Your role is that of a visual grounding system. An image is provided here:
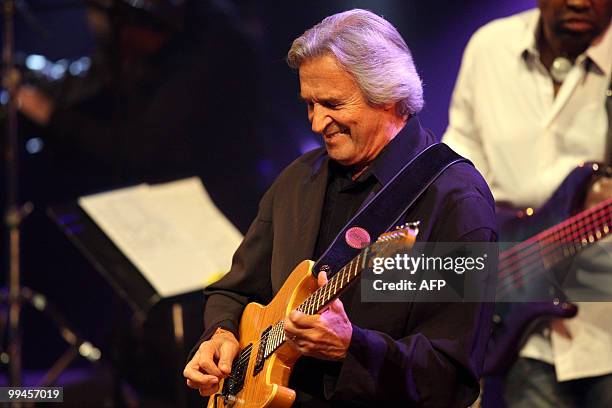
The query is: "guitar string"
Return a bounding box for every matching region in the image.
[227,237,398,370]
[497,219,608,292]
[230,253,366,369]
[497,208,610,295]
[499,198,611,258]
[306,253,360,313]
[496,207,611,297]
[226,242,386,370]
[496,201,610,281]
[498,199,611,277]
[498,201,610,276]
[497,204,610,290]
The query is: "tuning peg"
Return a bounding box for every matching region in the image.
[396,221,420,230]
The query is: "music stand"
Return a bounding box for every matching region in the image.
[48,202,205,407]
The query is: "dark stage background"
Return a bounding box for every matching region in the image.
[0,0,533,405]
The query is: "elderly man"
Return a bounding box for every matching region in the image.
[443,0,612,406]
[184,9,497,406]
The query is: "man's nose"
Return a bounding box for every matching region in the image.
[310,104,332,134]
[566,0,591,11]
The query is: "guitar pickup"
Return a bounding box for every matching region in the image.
[253,326,271,376]
[222,343,252,397]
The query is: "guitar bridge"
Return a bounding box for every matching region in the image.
[221,343,252,400]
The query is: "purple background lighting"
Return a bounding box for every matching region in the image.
[1,1,538,401]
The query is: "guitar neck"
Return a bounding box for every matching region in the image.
[296,247,371,315]
[262,248,374,356]
[499,198,612,278]
[259,229,415,359]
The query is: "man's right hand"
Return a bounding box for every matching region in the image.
[183,328,239,397]
[584,177,612,210]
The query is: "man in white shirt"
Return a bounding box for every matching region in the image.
[443,0,612,406]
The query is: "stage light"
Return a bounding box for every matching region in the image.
[69,57,91,76]
[25,54,47,71]
[49,59,68,80]
[26,137,44,154]
[78,342,102,362]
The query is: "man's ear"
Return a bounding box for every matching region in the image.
[381,102,396,112]
[381,102,408,122]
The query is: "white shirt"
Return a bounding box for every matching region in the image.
[443,9,611,208]
[442,9,612,381]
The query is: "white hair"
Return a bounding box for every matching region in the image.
[287,9,424,117]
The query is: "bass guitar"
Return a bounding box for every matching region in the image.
[484,163,612,375]
[208,224,419,408]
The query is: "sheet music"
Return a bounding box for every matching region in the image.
[78,177,243,297]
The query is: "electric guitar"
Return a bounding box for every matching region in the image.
[484,163,612,375]
[208,224,419,408]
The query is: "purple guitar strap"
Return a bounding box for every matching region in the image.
[313,142,470,277]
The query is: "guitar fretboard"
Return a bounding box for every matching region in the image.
[497,198,612,295]
[260,248,372,358]
[297,249,370,315]
[259,229,412,361]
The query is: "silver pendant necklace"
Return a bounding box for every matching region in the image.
[550,56,573,83]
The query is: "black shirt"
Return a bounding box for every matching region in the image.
[291,118,498,406]
[201,116,498,407]
[313,161,378,260]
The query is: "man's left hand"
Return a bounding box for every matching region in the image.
[284,271,352,360]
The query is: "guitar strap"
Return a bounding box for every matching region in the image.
[313,142,469,276]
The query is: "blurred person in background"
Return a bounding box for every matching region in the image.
[4,0,264,405]
[16,0,264,231]
[443,0,612,406]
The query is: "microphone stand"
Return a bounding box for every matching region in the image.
[2,1,101,394]
[3,0,27,388]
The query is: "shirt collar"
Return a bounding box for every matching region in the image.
[320,116,435,187]
[586,21,612,77]
[366,116,435,186]
[519,9,612,76]
[517,9,542,60]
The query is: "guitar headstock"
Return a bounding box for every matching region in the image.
[585,162,612,178]
[372,222,419,257]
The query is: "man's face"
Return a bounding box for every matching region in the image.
[538,0,612,51]
[299,55,397,168]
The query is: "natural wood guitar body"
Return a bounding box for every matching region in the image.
[206,225,417,407]
[208,260,317,408]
